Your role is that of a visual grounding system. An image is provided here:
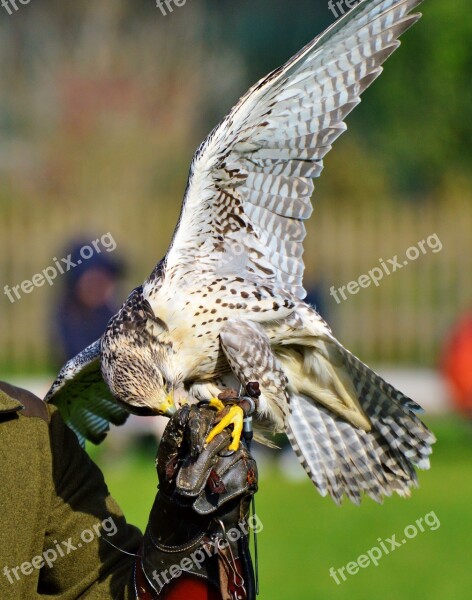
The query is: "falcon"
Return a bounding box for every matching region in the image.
[46,0,435,504]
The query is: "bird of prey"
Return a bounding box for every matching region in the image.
[46,0,435,504]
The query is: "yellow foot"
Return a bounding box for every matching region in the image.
[208,398,225,412]
[206,402,244,451]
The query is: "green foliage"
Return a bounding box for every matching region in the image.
[358,0,472,195]
[205,0,472,197]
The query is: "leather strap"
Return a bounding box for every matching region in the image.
[135,554,159,599]
[135,553,223,600]
[0,381,50,422]
[217,549,245,600]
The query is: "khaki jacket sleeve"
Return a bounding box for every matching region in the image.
[0,384,142,600]
[41,407,143,599]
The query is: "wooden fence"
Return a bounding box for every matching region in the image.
[1,188,470,374]
[0,1,470,374]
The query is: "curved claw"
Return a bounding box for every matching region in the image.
[206,404,244,451]
[208,398,225,412]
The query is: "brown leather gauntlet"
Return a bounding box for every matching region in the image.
[139,404,258,600]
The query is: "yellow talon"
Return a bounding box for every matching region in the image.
[208,398,225,412]
[206,404,244,451]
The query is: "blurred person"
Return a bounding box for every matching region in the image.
[50,239,171,448]
[0,381,258,599]
[441,311,472,418]
[51,239,123,366]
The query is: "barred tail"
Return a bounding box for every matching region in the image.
[285,344,435,504]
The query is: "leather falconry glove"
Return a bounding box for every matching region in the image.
[135,403,258,600]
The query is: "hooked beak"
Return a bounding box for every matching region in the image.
[157,391,177,418]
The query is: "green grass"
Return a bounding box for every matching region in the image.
[90,417,472,600]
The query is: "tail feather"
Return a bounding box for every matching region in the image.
[288,393,425,504]
[307,405,348,503]
[334,417,391,501]
[283,340,435,504]
[319,411,371,504]
[340,345,435,469]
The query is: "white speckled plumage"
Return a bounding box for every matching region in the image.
[46,0,435,503]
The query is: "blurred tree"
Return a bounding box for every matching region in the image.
[201,0,472,197]
[0,0,471,371]
[1,0,471,199]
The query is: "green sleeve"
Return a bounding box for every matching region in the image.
[41,407,143,599]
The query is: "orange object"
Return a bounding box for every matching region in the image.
[441,313,472,414]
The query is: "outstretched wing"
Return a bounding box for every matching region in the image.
[154,0,422,299]
[45,339,129,446]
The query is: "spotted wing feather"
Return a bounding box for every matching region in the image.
[156,0,423,299]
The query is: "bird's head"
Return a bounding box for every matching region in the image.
[101,288,177,418]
